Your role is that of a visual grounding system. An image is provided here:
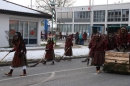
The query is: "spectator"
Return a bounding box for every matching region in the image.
[75,32,79,45]
[79,33,83,45]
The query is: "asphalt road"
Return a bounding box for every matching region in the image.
[0,58,130,86]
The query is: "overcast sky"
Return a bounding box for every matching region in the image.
[8,0,130,7]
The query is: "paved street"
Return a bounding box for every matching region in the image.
[0,59,130,86]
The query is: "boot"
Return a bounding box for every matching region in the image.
[51,61,54,65]
[20,69,27,76]
[82,59,87,62]
[42,61,46,65]
[5,69,13,76]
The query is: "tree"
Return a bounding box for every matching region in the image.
[35,0,75,16]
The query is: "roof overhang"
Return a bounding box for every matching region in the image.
[0,9,52,19]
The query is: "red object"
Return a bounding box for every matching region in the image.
[10,29,16,35]
[30,30,35,35]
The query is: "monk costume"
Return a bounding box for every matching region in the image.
[106,33,117,50]
[63,35,73,61]
[5,32,27,76]
[89,33,107,74]
[117,26,130,52]
[42,38,55,65]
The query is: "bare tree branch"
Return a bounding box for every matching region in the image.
[35,0,75,21]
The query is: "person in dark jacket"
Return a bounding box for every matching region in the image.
[75,32,79,45]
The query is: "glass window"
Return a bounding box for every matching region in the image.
[74,11,90,19]
[122,9,129,21]
[57,12,62,19]
[82,12,85,18]
[80,12,82,18]
[74,12,80,19]
[29,22,37,38]
[67,24,72,32]
[24,22,28,38]
[9,20,19,37]
[68,12,73,19]
[62,12,67,19]
[93,10,105,22]
[107,9,121,22]
[19,21,23,36]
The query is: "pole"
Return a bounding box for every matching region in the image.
[52,9,53,35]
[31,0,32,8]
[89,0,92,40]
[107,0,108,34]
[51,0,55,36]
[120,0,123,27]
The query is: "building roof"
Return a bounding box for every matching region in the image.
[0,0,52,19]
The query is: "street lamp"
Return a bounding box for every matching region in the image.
[50,0,57,35]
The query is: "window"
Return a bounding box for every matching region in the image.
[57,12,62,19]
[68,12,73,19]
[57,12,73,19]
[122,9,129,21]
[62,12,67,19]
[29,22,38,38]
[9,20,19,38]
[57,24,72,32]
[93,10,105,22]
[74,11,90,19]
[74,24,90,34]
[82,12,85,18]
[80,12,82,18]
[107,9,121,22]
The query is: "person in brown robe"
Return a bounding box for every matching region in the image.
[106,33,117,50]
[83,32,87,42]
[63,35,73,61]
[5,32,27,76]
[89,33,107,74]
[42,38,55,65]
[117,26,130,52]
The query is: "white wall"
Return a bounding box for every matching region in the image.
[0,14,9,47]
[0,14,44,47]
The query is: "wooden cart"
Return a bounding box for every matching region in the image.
[104,51,130,74]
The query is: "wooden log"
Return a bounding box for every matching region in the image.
[105,59,129,64]
[105,52,129,57]
[105,56,129,61]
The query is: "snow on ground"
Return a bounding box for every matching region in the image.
[0,46,89,62]
[41,42,63,45]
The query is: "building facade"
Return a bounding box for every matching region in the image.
[0,0,51,47]
[55,3,130,36]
